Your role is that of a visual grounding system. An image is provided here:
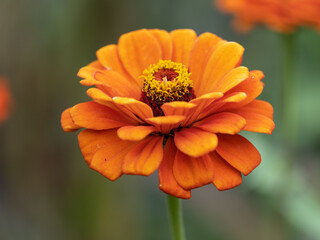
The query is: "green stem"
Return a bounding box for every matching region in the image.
[280,33,297,149]
[166,194,186,240]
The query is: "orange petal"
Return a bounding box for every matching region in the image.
[194,112,246,135]
[145,115,186,134]
[80,78,121,97]
[158,138,191,199]
[117,125,157,141]
[88,60,104,69]
[185,92,224,125]
[170,29,197,66]
[149,29,172,60]
[122,135,164,176]
[174,127,218,157]
[212,66,249,93]
[217,70,265,111]
[189,32,224,96]
[161,101,196,116]
[112,97,153,120]
[70,101,136,130]
[94,71,141,99]
[236,99,274,119]
[199,92,247,119]
[198,42,244,96]
[231,111,275,134]
[78,129,137,180]
[209,151,242,191]
[78,66,99,79]
[61,108,81,132]
[96,44,136,85]
[86,88,113,107]
[216,134,261,175]
[118,29,161,87]
[173,151,214,190]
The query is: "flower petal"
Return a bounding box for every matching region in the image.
[78,129,137,180]
[112,97,153,120]
[159,138,191,199]
[209,151,242,191]
[185,92,224,125]
[231,111,275,134]
[96,44,135,83]
[70,101,136,130]
[145,115,186,134]
[189,32,224,95]
[122,135,164,176]
[197,41,244,96]
[216,134,261,175]
[212,66,249,93]
[118,29,161,87]
[61,108,81,132]
[173,151,214,190]
[149,29,172,60]
[217,70,265,111]
[170,29,197,66]
[174,127,218,157]
[236,99,274,119]
[117,125,157,141]
[194,112,246,135]
[161,101,196,116]
[198,92,247,120]
[93,71,141,99]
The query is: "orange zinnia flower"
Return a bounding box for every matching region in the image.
[216,0,320,32]
[61,29,274,199]
[0,77,11,123]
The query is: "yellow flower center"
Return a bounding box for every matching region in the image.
[140,60,195,116]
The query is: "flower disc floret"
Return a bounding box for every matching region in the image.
[140,60,195,116]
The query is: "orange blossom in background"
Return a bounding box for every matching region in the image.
[216,0,320,33]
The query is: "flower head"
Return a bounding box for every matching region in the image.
[216,0,320,33]
[0,77,11,124]
[61,29,275,199]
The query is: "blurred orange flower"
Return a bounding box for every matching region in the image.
[61,29,274,199]
[0,77,11,123]
[216,0,320,32]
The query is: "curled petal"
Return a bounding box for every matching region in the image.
[61,108,81,132]
[216,134,261,175]
[174,127,218,157]
[170,29,197,66]
[212,66,249,93]
[122,135,164,176]
[209,151,242,191]
[145,115,186,134]
[161,101,196,116]
[113,97,153,121]
[218,70,265,111]
[173,151,214,190]
[194,112,246,135]
[185,92,224,125]
[159,138,191,199]
[117,126,157,141]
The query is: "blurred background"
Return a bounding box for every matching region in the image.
[1,0,320,239]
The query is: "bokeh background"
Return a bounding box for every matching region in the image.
[1,0,320,239]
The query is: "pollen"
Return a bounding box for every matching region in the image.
[140,60,195,116]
